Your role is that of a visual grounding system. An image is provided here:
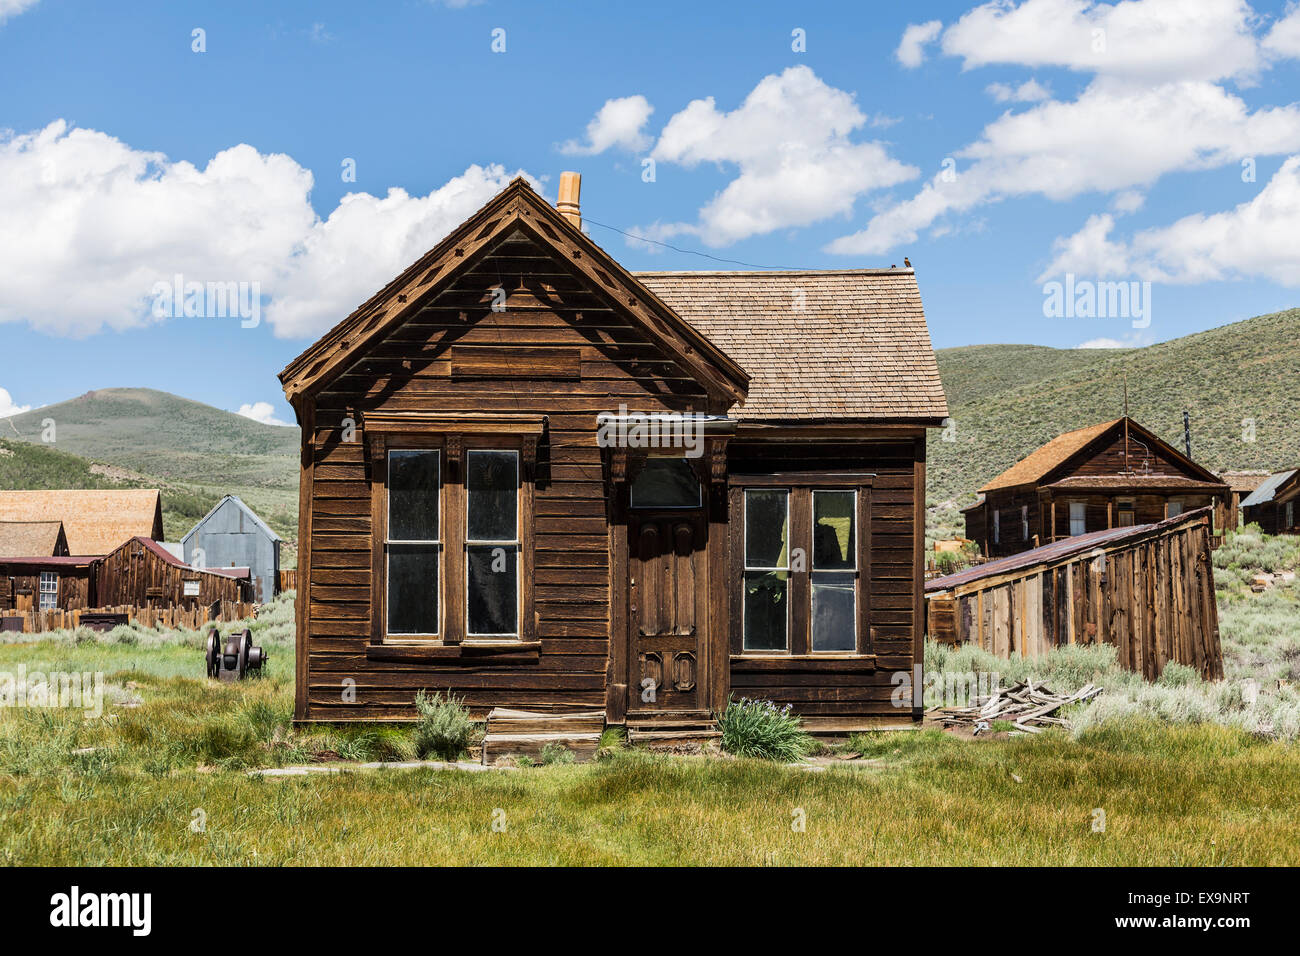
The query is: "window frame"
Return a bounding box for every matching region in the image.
[384,447,443,639]
[38,570,58,611]
[463,448,522,640]
[1068,500,1087,536]
[371,432,535,647]
[1020,504,1030,541]
[730,474,874,658]
[810,488,860,654]
[993,508,1001,544]
[740,487,791,653]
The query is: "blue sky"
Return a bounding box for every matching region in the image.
[2,0,1300,425]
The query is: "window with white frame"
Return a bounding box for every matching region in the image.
[810,490,857,652]
[1069,501,1086,536]
[38,571,58,611]
[1286,501,1295,530]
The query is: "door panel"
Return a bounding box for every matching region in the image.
[628,511,706,712]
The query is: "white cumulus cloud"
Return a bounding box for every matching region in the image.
[986,78,1052,102]
[897,20,943,67]
[1264,2,1300,58]
[641,66,917,246]
[559,95,654,155]
[235,402,293,427]
[0,0,39,26]
[0,120,534,340]
[0,387,31,418]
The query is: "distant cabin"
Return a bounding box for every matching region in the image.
[963,417,1230,559]
[96,536,253,608]
[278,175,948,731]
[1241,470,1300,534]
[0,519,93,612]
[181,495,281,603]
[1218,471,1271,529]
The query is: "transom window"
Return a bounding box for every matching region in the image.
[39,571,58,611]
[738,481,869,655]
[630,458,702,509]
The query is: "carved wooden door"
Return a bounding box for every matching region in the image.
[627,511,707,714]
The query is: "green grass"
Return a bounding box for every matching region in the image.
[0,583,1297,865]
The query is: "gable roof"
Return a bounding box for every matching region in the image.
[106,536,251,580]
[1241,469,1298,508]
[1219,471,1271,494]
[0,490,162,555]
[181,495,282,545]
[0,520,68,558]
[279,178,749,408]
[635,269,948,422]
[979,420,1119,493]
[978,417,1225,494]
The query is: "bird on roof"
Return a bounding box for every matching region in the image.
[904,257,912,268]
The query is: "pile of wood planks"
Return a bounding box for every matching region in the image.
[929,679,1103,734]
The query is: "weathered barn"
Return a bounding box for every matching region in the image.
[181,495,282,603]
[94,536,253,608]
[279,175,947,732]
[1241,469,1300,534]
[0,489,163,555]
[963,417,1229,559]
[927,508,1222,680]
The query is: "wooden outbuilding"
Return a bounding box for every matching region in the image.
[1241,469,1300,534]
[0,519,94,611]
[963,417,1229,559]
[927,508,1222,680]
[94,536,253,608]
[0,489,163,555]
[1218,471,1270,529]
[181,495,282,603]
[279,175,948,731]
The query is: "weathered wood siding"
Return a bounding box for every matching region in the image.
[928,511,1222,680]
[0,565,94,611]
[726,434,923,721]
[302,231,720,721]
[95,541,249,608]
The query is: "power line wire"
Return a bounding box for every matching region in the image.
[581,217,816,271]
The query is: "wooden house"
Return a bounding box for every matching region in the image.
[1241,469,1300,534]
[278,174,948,732]
[94,536,253,608]
[181,495,282,603]
[927,508,1222,680]
[963,417,1229,559]
[1218,471,1270,529]
[0,489,163,555]
[0,519,93,612]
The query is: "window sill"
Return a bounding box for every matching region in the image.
[366,641,541,664]
[730,654,877,672]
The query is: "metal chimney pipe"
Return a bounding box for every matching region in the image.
[557,172,581,229]
[1183,410,1192,459]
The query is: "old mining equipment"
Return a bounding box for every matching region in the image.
[205,627,266,681]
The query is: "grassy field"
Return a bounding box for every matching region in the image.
[1,570,1298,866]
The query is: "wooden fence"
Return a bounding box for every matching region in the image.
[0,600,258,635]
[277,569,298,592]
[925,508,1223,680]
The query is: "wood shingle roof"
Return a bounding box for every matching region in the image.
[0,520,68,558]
[0,490,163,556]
[636,269,948,422]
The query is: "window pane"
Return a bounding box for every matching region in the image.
[813,491,855,569]
[743,570,788,651]
[468,545,518,635]
[389,450,440,541]
[745,490,788,568]
[630,458,701,509]
[812,572,856,651]
[467,451,518,540]
[388,544,439,634]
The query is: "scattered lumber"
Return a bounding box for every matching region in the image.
[928,679,1102,734]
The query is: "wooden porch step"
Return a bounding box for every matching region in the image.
[627,727,721,746]
[480,732,602,764]
[484,708,605,735]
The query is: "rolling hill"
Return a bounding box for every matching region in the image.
[929,307,1300,511]
[2,389,299,554]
